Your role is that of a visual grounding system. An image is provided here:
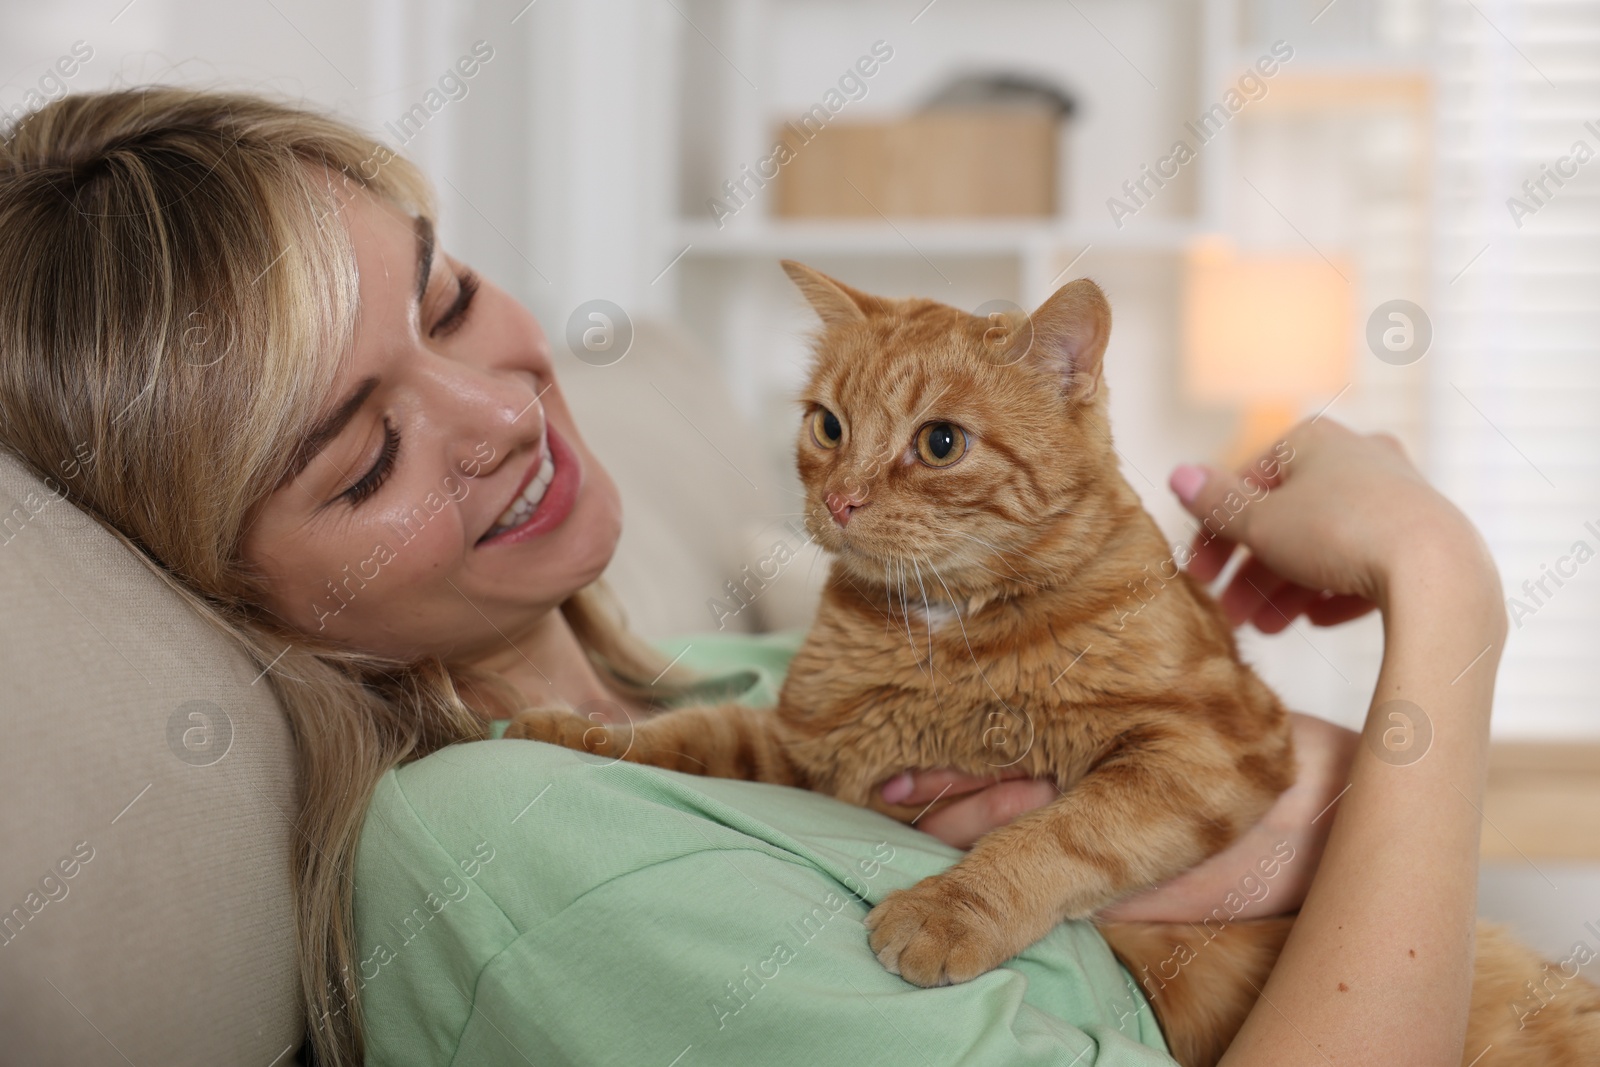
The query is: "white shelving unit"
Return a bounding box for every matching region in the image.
[674,218,1201,294]
[657,0,1430,423]
[663,0,1214,422]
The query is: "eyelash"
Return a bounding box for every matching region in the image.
[342,417,400,505]
[430,268,479,339]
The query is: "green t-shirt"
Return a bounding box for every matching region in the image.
[353,631,1173,1066]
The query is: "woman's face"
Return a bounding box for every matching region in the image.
[244,188,621,661]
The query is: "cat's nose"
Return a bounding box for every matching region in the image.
[825,491,865,527]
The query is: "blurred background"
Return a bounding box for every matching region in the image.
[3,0,1596,949]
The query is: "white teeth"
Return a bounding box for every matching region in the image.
[486,450,556,537]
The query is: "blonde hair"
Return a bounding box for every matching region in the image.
[0,87,688,1066]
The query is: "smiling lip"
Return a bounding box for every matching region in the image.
[476,426,582,547]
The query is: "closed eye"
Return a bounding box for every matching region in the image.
[341,417,400,505]
[430,268,479,339]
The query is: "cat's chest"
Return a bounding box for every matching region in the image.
[785,592,1094,711]
[907,599,961,631]
[776,594,1135,797]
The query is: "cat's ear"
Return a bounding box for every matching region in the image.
[1020,278,1111,402]
[781,260,889,328]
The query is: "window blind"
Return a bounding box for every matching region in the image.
[1432,0,1600,738]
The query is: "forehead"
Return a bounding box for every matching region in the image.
[330,189,422,382]
[809,305,988,414]
[341,190,418,299]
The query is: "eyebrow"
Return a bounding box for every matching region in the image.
[280,375,380,487]
[414,214,434,307]
[277,218,433,490]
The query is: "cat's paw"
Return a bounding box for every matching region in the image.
[864,874,1015,987]
[504,707,620,756]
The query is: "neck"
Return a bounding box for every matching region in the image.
[465,606,637,720]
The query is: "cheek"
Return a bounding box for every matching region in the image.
[253,497,468,645]
[318,504,463,609]
[795,445,823,481]
[794,450,840,517]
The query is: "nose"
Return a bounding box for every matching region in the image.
[825,490,866,528]
[424,358,545,478]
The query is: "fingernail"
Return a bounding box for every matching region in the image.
[1169,464,1208,505]
[881,772,913,805]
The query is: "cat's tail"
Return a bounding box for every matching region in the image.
[1098,916,1600,1067]
[1464,920,1600,1067]
[1097,917,1291,1067]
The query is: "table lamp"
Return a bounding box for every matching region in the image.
[1182,236,1354,466]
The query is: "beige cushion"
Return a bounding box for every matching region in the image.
[560,318,822,637]
[0,450,302,1065]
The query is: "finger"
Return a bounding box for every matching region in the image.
[1185,529,1238,583]
[1372,431,1407,458]
[881,767,1025,807]
[1169,448,1283,548]
[1306,593,1377,627]
[1218,557,1282,626]
[1251,581,1323,634]
[1246,455,1288,490]
[917,780,1059,850]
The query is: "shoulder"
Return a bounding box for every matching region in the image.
[355,737,874,942]
[661,628,808,708]
[353,740,814,1063]
[354,732,961,956]
[353,739,1172,1067]
[351,738,885,1064]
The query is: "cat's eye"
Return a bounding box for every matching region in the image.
[811,407,843,449]
[915,422,967,467]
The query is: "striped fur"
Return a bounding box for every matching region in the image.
[510,265,1600,1062]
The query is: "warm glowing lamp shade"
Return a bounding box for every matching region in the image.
[1182,240,1353,460]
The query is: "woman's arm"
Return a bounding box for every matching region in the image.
[1168,422,1506,1065]
[1227,552,1500,1063]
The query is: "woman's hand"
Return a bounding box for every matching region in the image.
[879,768,1059,850]
[883,713,1358,921]
[1094,418,1497,920]
[1169,418,1495,623]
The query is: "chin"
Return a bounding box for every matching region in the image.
[563,464,623,591]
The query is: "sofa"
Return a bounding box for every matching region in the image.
[0,319,819,1064]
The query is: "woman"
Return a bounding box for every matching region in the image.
[0,88,1505,1065]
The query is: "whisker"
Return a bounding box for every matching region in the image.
[923,553,1004,704]
[896,557,918,659]
[911,554,935,685]
[965,557,1037,587]
[842,572,893,629]
[923,551,1034,767]
[898,557,929,673]
[883,560,895,635]
[803,533,825,594]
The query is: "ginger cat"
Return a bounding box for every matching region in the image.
[510,263,1600,1065]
